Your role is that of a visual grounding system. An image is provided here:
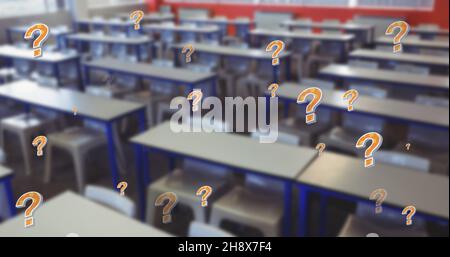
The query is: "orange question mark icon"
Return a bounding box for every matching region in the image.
[343,89,359,112]
[15,191,43,228]
[266,40,285,66]
[402,205,416,226]
[355,132,383,168]
[117,182,128,196]
[385,21,410,53]
[196,186,213,207]
[130,10,144,30]
[369,188,387,214]
[155,192,178,224]
[405,143,411,151]
[187,89,203,112]
[24,23,49,58]
[268,83,279,98]
[296,87,323,125]
[182,44,195,63]
[315,143,326,156]
[32,136,47,157]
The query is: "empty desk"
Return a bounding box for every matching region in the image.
[143,23,221,42]
[349,49,449,75]
[130,121,318,235]
[296,152,449,236]
[376,36,449,53]
[171,42,292,82]
[118,12,175,23]
[0,165,15,220]
[282,20,374,45]
[75,18,134,35]
[83,57,218,96]
[274,83,449,130]
[0,191,171,236]
[65,33,152,61]
[0,80,147,189]
[0,45,81,88]
[179,17,254,39]
[411,27,449,39]
[250,29,354,62]
[6,25,72,49]
[319,64,449,94]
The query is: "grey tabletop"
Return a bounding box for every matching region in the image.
[0,165,12,179]
[9,25,72,36]
[297,152,449,219]
[143,23,220,33]
[0,45,79,62]
[0,191,172,237]
[282,20,373,31]
[131,121,318,180]
[66,33,152,45]
[76,18,133,26]
[118,12,174,22]
[376,36,449,49]
[172,43,291,59]
[319,64,449,90]
[411,27,449,36]
[180,17,253,25]
[349,49,449,67]
[0,80,144,121]
[250,29,355,41]
[275,83,449,128]
[84,57,216,84]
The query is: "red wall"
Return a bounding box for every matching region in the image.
[147,0,449,29]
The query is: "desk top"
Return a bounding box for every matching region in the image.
[76,18,133,26]
[297,152,449,219]
[0,45,79,62]
[66,33,152,45]
[180,17,253,25]
[275,83,449,128]
[84,57,215,84]
[349,49,449,67]
[0,191,171,237]
[320,64,449,90]
[282,20,373,31]
[131,121,317,180]
[250,29,355,42]
[171,43,291,59]
[376,36,449,49]
[118,12,174,22]
[0,165,12,179]
[9,25,72,36]
[411,27,449,36]
[0,80,144,121]
[143,23,220,33]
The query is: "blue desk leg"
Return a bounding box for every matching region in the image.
[3,177,16,218]
[134,144,146,221]
[283,99,290,118]
[285,57,291,81]
[319,195,329,236]
[298,185,309,237]
[105,122,120,190]
[265,95,271,125]
[136,45,142,62]
[76,58,83,91]
[283,180,293,236]
[6,29,13,44]
[211,78,217,97]
[273,64,279,83]
[53,63,61,87]
[83,66,90,87]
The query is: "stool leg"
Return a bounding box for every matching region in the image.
[73,151,86,193]
[44,143,53,183]
[19,131,32,176]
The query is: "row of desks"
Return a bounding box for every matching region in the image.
[131,121,449,236]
